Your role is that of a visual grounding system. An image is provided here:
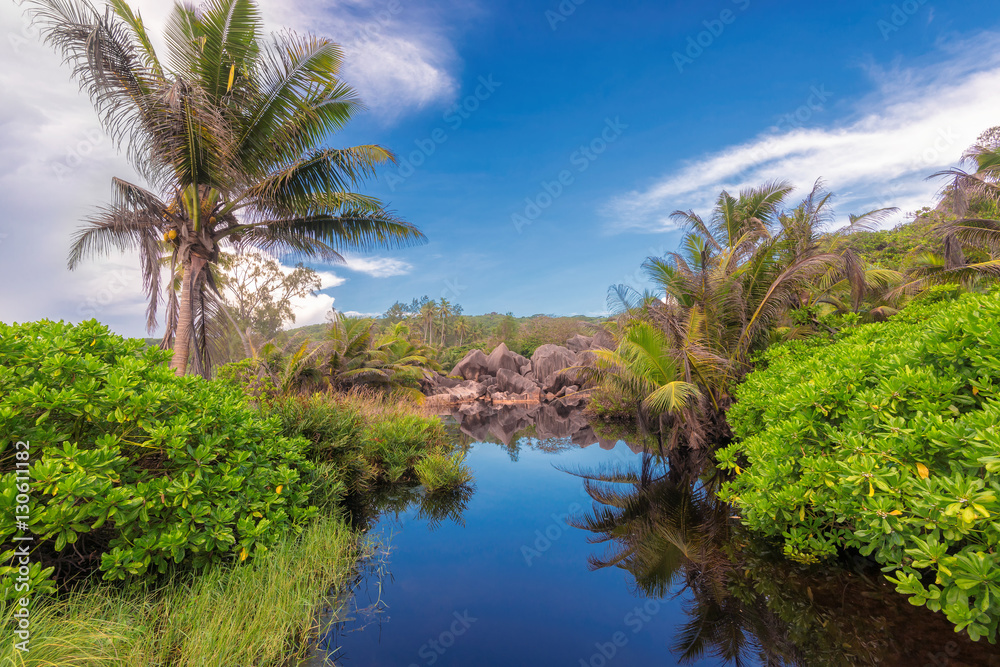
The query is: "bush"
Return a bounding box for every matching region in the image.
[717,292,1000,641]
[414,451,473,492]
[0,320,316,597]
[263,390,449,495]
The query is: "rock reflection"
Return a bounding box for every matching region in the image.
[434,401,646,454]
[571,454,1000,667]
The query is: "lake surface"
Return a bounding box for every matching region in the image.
[309,405,1000,667]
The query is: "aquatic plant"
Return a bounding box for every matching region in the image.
[0,517,358,666]
[414,451,474,492]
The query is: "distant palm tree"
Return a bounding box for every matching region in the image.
[623,181,837,370]
[28,0,424,375]
[419,301,438,346]
[325,316,437,392]
[454,317,471,346]
[438,297,453,346]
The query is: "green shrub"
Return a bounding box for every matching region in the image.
[717,292,1000,641]
[415,451,473,492]
[0,320,316,596]
[263,391,449,495]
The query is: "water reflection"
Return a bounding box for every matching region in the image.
[572,453,1000,666]
[313,483,475,665]
[310,406,1000,666]
[346,481,475,533]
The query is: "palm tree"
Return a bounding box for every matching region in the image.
[28,0,424,376]
[569,456,893,666]
[454,317,471,346]
[911,127,1000,291]
[624,182,839,372]
[437,297,453,346]
[590,321,722,451]
[419,301,438,346]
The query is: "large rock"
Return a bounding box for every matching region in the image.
[485,343,525,376]
[451,349,489,381]
[531,344,579,394]
[496,368,539,395]
[427,380,486,404]
[431,374,462,389]
[566,334,593,353]
[591,329,615,350]
[491,390,542,404]
[574,349,598,388]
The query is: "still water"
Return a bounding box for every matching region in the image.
[309,404,1000,667]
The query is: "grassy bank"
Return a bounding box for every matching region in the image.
[0,518,358,666]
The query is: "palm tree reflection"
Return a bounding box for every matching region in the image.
[569,452,991,666]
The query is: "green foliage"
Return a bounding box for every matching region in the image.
[414,451,473,492]
[844,213,943,269]
[439,343,489,370]
[0,320,316,597]
[718,292,1000,641]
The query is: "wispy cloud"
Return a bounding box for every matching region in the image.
[340,254,413,277]
[605,33,1000,233]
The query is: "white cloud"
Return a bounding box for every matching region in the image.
[605,33,1000,233]
[254,0,462,118]
[340,310,382,318]
[340,254,413,277]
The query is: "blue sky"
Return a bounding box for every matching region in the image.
[3,0,1000,333]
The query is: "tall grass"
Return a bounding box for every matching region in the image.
[266,389,450,497]
[0,518,359,666]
